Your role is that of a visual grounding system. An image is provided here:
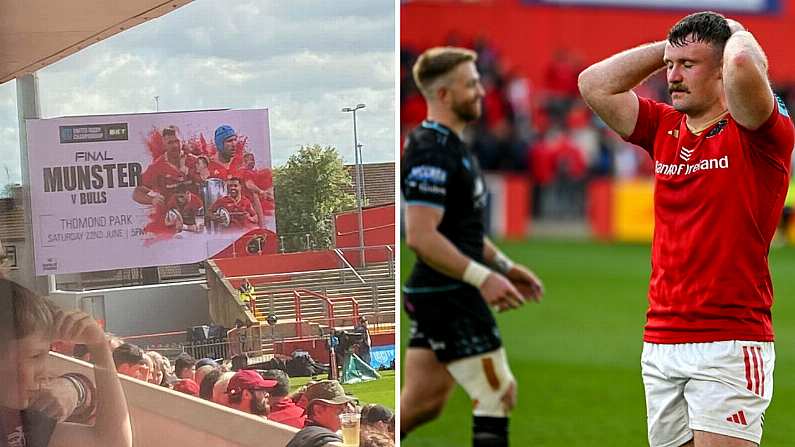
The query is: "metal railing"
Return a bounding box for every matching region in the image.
[334,248,365,283]
[292,288,359,338]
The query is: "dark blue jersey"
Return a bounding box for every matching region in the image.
[401,120,487,291]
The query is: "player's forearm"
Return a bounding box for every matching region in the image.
[483,237,515,274]
[132,186,153,204]
[482,238,498,265]
[406,229,473,280]
[578,41,666,97]
[86,342,133,447]
[723,31,768,74]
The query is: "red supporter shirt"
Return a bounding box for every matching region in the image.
[267,399,306,428]
[626,96,794,344]
[210,195,256,227]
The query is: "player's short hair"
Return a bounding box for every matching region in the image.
[412,47,477,99]
[227,176,242,185]
[162,125,179,139]
[0,279,56,350]
[668,11,731,53]
[197,156,209,166]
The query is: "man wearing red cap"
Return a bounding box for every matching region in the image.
[225,370,277,417]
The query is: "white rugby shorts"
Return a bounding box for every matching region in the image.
[641,340,774,447]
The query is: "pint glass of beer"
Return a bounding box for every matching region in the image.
[339,412,361,446]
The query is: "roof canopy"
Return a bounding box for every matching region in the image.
[0,0,192,84]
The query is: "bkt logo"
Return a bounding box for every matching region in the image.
[679,146,695,161]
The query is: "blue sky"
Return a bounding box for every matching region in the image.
[0,0,395,188]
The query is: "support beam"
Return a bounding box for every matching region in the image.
[16,73,48,294]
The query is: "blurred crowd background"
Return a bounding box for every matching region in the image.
[401,0,795,229]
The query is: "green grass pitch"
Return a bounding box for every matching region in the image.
[290,370,395,410]
[400,239,795,446]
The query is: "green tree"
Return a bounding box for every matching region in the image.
[0,183,19,199]
[273,145,356,252]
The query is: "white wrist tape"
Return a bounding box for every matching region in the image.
[493,250,515,274]
[463,260,491,288]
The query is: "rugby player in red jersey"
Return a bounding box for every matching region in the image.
[238,152,275,229]
[579,12,794,447]
[209,177,257,230]
[163,185,203,233]
[207,125,245,179]
[133,126,195,207]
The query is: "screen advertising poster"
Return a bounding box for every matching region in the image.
[26,109,276,275]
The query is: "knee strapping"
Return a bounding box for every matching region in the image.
[447,348,516,417]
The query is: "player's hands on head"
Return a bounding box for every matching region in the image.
[726,18,745,34]
[53,309,106,348]
[481,273,525,312]
[505,264,544,302]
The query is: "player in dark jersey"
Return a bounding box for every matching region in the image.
[579,12,794,447]
[400,47,544,447]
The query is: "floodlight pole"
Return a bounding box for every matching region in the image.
[341,104,366,268]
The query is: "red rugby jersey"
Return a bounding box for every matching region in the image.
[627,96,794,343]
[210,195,256,228]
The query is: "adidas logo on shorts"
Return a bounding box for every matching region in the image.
[726,410,748,425]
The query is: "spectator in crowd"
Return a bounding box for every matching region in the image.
[142,352,155,382]
[196,358,219,370]
[106,334,125,351]
[361,431,395,447]
[261,369,306,428]
[212,371,236,407]
[0,278,132,447]
[160,355,176,385]
[174,352,197,380]
[146,351,168,386]
[290,381,316,410]
[173,379,200,397]
[286,380,357,447]
[199,369,224,401]
[225,370,276,417]
[112,343,151,381]
[360,404,394,436]
[195,364,218,389]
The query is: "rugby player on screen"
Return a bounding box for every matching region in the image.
[210,177,257,229]
[133,126,194,207]
[400,47,544,447]
[579,12,794,447]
